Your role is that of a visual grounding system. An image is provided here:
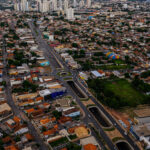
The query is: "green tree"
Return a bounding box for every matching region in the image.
[72,43,79,48]
[52,110,62,120]
[124,73,130,78]
[66,142,81,150]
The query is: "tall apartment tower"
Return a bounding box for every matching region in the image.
[79,0,84,8]
[52,0,57,11]
[14,2,20,11]
[20,0,29,11]
[58,0,63,10]
[66,7,74,20]
[86,0,91,8]
[73,0,77,8]
[38,0,50,13]
[64,0,68,12]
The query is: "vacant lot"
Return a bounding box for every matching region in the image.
[105,79,145,104]
[87,78,148,109]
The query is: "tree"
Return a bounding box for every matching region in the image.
[0,22,5,27]
[66,142,81,150]
[124,73,130,78]
[52,110,62,120]
[82,60,94,71]
[72,43,79,48]
[22,80,38,92]
[94,52,104,56]
[19,41,28,47]
[31,51,37,57]
[79,50,85,57]
[42,126,47,132]
[13,34,19,40]
[0,139,4,150]
[15,135,21,142]
[7,43,15,48]
[1,81,6,86]
[141,71,150,78]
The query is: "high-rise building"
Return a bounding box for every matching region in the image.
[79,0,84,8]
[66,7,74,20]
[64,0,68,12]
[73,0,77,8]
[52,0,57,11]
[14,2,20,11]
[20,0,29,11]
[38,0,50,13]
[58,0,63,10]
[86,0,91,8]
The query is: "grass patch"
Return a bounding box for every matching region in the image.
[49,137,68,147]
[105,79,145,105]
[104,127,115,131]
[80,98,89,101]
[57,71,72,77]
[97,64,130,70]
[69,134,77,140]
[112,137,125,143]
[113,59,125,64]
[71,101,77,105]
[87,78,148,109]
[86,104,96,108]
[64,77,73,81]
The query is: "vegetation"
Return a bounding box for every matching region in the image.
[15,135,21,142]
[12,80,38,93]
[72,43,79,48]
[7,43,15,48]
[104,127,115,131]
[52,110,62,120]
[79,60,95,71]
[73,50,85,58]
[71,101,77,105]
[87,78,150,109]
[0,139,4,150]
[97,64,130,70]
[141,70,150,78]
[113,59,125,64]
[0,22,8,27]
[54,28,70,35]
[69,134,77,140]
[1,81,6,86]
[8,50,30,66]
[49,137,68,147]
[42,126,47,132]
[66,142,81,150]
[112,137,125,143]
[19,41,28,47]
[94,52,104,56]
[132,76,150,93]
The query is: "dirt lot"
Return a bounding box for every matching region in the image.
[106,128,123,140]
[133,105,150,117]
[82,99,95,106]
